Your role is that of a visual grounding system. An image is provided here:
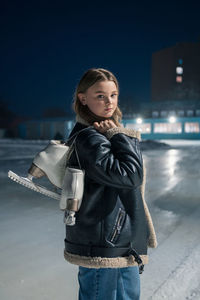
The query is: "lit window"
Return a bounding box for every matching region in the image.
[176,76,182,83]
[169,111,176,116]
[186,110,194,117]
[152,111,159,117]
[160,110,167,117]
[176,67,183,74]
[154,123,182,133]
[177,110,184,117]
[178,59,183,65]
[126,123,151,134]
[185,122,200,133]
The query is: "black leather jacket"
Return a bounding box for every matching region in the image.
[64,121,150,258]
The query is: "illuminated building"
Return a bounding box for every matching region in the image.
[152,41,200,103]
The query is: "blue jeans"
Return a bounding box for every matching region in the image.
[78,266,140,300]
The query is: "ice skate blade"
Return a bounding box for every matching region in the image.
[8,170,61,201]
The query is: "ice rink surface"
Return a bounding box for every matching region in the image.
[0,138,200,300]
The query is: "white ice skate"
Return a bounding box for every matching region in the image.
[8,138,85,225]
[8,140,71,200]
[8,170,62,200]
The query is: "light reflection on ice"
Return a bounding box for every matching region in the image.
[166,149,179,177]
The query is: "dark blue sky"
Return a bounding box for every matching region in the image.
[1,0,200,118]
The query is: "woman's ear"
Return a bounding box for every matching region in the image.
[78,93,86,105]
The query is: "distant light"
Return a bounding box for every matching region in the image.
[136,118,143,124]
[176,76,182,83]
[176,67,183,74]
[169,116,176,123]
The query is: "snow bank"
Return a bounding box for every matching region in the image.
[141,139,171,150]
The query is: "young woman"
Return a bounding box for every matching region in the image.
[64,68,157,300]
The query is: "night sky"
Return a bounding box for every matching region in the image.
[1,1,200,118]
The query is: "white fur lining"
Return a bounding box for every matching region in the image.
[105,127,141,141]
[75,115,141,141]
[64,250,149,269]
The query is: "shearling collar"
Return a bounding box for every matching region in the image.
[76,114,91,126]
[76,114,142,141]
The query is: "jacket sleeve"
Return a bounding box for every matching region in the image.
[75,127,143,189]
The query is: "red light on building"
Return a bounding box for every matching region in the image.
[176,76,182,83]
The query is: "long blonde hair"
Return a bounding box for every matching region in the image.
[72,68,123,126]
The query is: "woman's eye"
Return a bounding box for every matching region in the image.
[97,94,117,99]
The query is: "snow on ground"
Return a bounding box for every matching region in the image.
[0,138,200,300]
[159,139,200,147]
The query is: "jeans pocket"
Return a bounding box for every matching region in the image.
[108,207,126,245]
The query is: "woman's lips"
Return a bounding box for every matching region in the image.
[105,108,112,111]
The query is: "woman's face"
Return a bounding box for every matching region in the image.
[78,80,118,118]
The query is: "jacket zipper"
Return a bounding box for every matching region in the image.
[110,209,125,243]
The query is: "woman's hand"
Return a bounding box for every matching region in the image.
[93,119,117,133]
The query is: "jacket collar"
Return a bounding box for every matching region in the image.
[75,114,141,141]
[76,114,90,126]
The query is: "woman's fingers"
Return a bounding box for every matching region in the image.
[93,120,117,132]
[93,122,100,128]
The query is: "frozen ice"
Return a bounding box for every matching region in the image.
[0,138,200,300]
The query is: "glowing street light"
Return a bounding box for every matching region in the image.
[169,116,176,123]
[136,118,143,124]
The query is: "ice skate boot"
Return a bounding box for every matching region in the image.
[8,140,74,200]
[60,167,85,225]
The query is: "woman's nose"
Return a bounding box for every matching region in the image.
[105,97,112,104]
